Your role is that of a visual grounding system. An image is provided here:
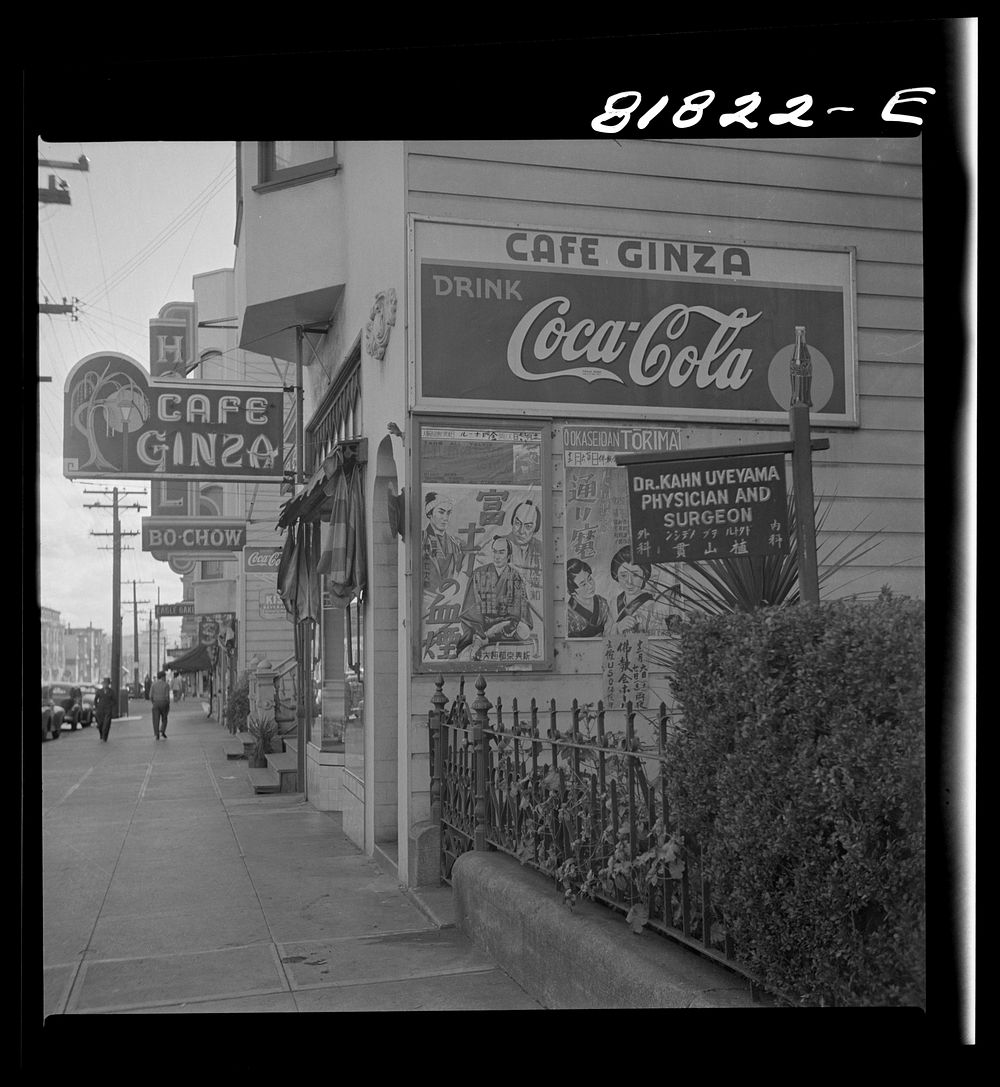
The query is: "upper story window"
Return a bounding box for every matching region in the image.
[255,141,338,191]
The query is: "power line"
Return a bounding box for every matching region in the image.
[78,161,235,306]
[79,152,119,351]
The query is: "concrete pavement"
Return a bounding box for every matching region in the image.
[38,699,542,1018]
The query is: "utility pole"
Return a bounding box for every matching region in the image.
[38,152,89,205]
[124,579,153,695]
[39,296,79,319]
[85,487,146,715]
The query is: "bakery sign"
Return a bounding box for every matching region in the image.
[413,218,858,426]
[63,352,285,482]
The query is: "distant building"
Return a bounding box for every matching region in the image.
[41,608,64,684]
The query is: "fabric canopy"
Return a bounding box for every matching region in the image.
[276,521,321,623]
[276,440,367,615]
[164,642,213,673]
[317,453,366,606]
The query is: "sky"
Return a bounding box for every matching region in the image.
[36,140,238,643]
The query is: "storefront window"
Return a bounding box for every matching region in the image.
[414,418,552,672]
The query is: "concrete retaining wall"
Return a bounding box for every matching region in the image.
[452,851,758,1009]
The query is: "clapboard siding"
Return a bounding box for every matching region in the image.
[656,138,923,165]
[407,140,923,199]
[813,463,923,500]
[408,156,924,234]
[409,193,924,266]
[859,362,924,399]
[855,261,923,299]
[857,296,923,332]
[857,396,924,431]
[858,329,924,365]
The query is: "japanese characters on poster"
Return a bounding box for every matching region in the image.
[419,425,548,668]
[563,425,685,641]
[602,632,648,710]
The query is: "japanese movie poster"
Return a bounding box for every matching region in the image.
[419,425,547,667]
[563,425,686,641]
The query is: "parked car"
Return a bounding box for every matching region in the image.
[77,684,96,727]
[41,686,65,741]
[46,683,83,730]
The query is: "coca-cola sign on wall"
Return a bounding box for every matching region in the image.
[244,546,283,573]
[413,219,858,427]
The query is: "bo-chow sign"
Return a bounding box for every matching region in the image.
[413,219,858,427]
[63,352,285,482]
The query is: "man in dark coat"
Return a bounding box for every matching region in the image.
[149,670,171,740]
[94,677,116,743]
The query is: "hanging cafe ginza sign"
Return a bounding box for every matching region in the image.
[62,352,285,483]
[413,219,859,427]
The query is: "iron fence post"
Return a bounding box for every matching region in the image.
[430,675,447,825]
[472,674,491,851]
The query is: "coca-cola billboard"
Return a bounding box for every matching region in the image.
[243,546,282,574]
[413,219,858,427]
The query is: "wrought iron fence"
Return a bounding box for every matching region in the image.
[429,674,763,990]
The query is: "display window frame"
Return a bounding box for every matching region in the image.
[411,413,554,674]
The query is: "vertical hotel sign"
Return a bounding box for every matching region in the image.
[150,301,197,378]
[412,218,858,426]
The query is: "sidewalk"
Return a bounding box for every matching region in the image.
[39,699,542,1017]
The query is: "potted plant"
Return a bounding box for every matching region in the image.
[247,711,279,769]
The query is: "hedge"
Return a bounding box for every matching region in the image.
[666,589,925,1007]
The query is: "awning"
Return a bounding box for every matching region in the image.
[276,439,366,529]
[317,451,367,607]
[276,521,322,623]
[239,285,344,362]
[164,643,213,673]
[276,440,368,614]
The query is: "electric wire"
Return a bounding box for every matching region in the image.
[76,154,235,304]
[79,145,120,352]
[77,160,235,306]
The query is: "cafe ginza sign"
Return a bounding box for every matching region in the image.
[63,352,285,482]
[414,219,858,426]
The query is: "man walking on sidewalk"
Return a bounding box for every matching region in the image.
[150,670,171,740]
[94,677,116,743]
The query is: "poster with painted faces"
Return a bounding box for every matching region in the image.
[419,426,547,668]
[563,425,685,641]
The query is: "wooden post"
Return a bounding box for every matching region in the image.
[471,674,491,851]
[789,325,820,605]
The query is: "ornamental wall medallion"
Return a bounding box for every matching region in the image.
[365,288,397,361]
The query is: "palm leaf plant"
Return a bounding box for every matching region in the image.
[643,493,885,671]
[247,711,280,768]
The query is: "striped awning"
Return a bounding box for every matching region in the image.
[276,439,367,617]
[276,439,366,529]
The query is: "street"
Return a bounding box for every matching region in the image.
[38,699,541,1017]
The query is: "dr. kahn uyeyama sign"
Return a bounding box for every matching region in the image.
[142,518,247,553]
[63,352,284,482]
[412,218,858,427]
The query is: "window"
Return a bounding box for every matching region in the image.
[256,141,338,190]
[200,560,226,580]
